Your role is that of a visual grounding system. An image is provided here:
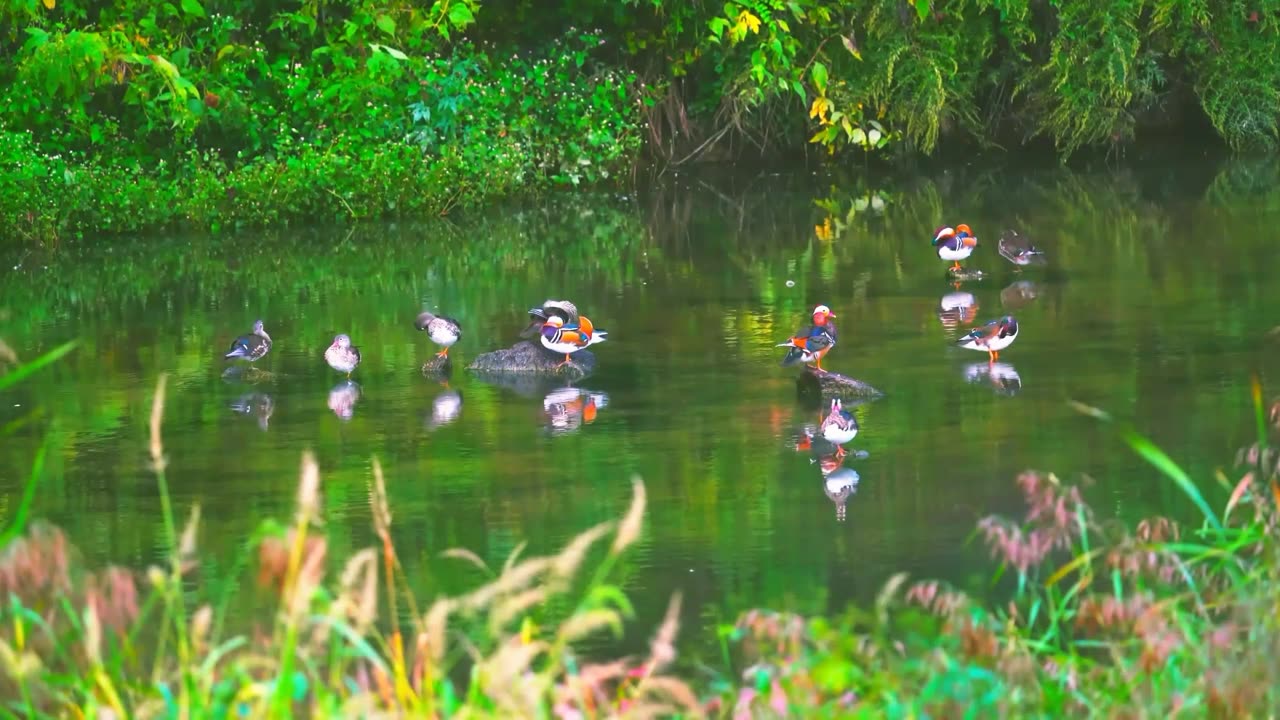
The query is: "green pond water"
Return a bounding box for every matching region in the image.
[2,157,1279,659]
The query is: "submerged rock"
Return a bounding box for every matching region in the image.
[796,367,884,403]
[467,341,596,378]
[948,267,986,282]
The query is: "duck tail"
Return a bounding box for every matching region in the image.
[780,347,806,367]
[586,330,608,346]
[225,342,250,359]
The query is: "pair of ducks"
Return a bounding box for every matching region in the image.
[932,224,1046,272]
[222,312,464,377]
[778,302,1019,370]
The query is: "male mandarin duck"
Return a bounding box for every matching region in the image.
[521,299,579,339]
[324,333,362,377]
[540,314,608,366]
[819,398,859,456]
[997,230,1046,267]
[933,224,978,271]
[415,311,462,358]
[224,320,272,362]
[957,315,1019,363]
[778,305,838,372]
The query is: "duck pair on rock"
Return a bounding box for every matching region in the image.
[520,299,608,366]
[934,224,1047,271]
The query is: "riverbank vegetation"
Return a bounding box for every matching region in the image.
[3,0,1280,242]
[5,335,1280,714]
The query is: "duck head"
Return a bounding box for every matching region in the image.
[812,304,836,326]
[540,315,565,340]
[520,308,550,339]
[932,226,955,245]
[415,311,437,331]
[331,334,352,349]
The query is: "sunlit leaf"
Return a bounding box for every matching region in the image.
[376,14,396,36]
[810,61,828,94]
[180,0,205,18]
[447,3,475,28]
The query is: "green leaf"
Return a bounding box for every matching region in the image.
[709,17,729,38]
[370,43,408,60]
[810,61,828,94]
[180,0,206,18]
[375,14,396,36]
[913,0,930,21]
[447,3,475,28]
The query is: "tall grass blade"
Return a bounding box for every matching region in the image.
[1071,400,1222,531]
[0,340,77,392]
[0,435,49,547]
[1119,428,1222,531]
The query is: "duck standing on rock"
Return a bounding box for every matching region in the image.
[224,320,272,362]
[778,305,838,372]
[820,398,859,457]
[933,224,978,271]
[415,311,462,358]
[540,315,608,367]
[957,315,1019,363]
[325,334,362,377]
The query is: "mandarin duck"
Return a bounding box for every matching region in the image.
[324,334,362,377]
[997,230,1046,267]
[819,398,859,456]
[521,299,579,339]
[224,320,272,362]
[778,305,838,372]
[957,315,1019,363]
[933,224,978,271]
[415,311,462,358]
[540,314,608,366]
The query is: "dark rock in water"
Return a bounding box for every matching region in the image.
[467,341,596,379]
[421,354,454,377]
[796,367,884,404]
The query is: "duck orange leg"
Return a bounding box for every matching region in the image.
[951,261,962,271]
[556,354,573,368]
[435,347,450,358]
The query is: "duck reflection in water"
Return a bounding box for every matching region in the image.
[543,386,608,434]
[937,290,979,335]
[328,380,361,421]
[964,361,1022,396]
[824,467,860,522]
[1001,280,1040,310]
[794,431,863,522]
[426,388,462,431]
[229,392,274,431]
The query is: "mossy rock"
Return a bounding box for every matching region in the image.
[796,367,884,404]
[421,354,454,377]
[467,341,596,378]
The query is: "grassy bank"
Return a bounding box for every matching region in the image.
[4,1,1280,243]
[5,323,1280,716]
